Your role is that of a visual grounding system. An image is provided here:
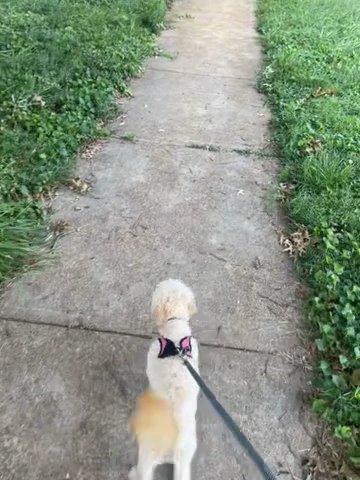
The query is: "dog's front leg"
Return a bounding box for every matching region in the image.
[174,456,191,480]
[129,446,156,480]
[174,428,197,480]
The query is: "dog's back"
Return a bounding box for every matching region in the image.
[146,336,199,415]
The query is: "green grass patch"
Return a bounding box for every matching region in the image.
[258,0,360,469]
[0,0,171,282]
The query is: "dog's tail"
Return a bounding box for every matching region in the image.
[151,279,197,328]
[129,390,178,454]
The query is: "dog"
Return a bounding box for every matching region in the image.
[129,279,200,480]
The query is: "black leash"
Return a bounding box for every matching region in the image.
[180,355,278,480]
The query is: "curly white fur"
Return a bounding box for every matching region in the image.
[129,279,200,480]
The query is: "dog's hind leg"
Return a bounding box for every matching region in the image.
[129,446,156,480]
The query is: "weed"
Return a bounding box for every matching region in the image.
[176,13,194,20]
[185,142,222,152]
[231,147,254,156]
[155,47,176,60]
[121,132,137,143]
[258,0,360,470]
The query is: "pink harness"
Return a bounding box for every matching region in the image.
[158,336,192,359]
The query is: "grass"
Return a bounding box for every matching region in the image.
[121,132,138,143]
[0,0,171,282]
[257,0,360,473]
[0,202,49,284]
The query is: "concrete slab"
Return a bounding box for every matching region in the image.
[0,321,310,480]
[0,142,300,353]
[150,3,261,79]
[148,37,260,81]
[108,0,271,149]
[149,18,260,79]
[110,69,269,150]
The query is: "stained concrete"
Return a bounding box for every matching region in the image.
[0,0,313,478]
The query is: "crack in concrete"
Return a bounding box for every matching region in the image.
[110,135,274,158]
[147,66,255,83]
[0,315,278,357]
[257,293,293,309]
[186,143,274,158]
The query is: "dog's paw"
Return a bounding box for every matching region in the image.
[128,466,137,480]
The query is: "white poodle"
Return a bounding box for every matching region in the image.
[129,279,200,480]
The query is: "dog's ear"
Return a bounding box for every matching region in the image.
[152,303,168,326]
[187,296,197,318]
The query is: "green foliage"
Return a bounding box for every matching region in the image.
[0,0,168,281]
[258,0,360,467]
[309,225,360,444]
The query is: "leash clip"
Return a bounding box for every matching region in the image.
[176,347,187,361]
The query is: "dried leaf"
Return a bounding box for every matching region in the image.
[306,138,322,154]
[51,219,69,235]
[277,182,296,202]
[33,191,54,213]
[32,95,46,107]
[279,228,311,257]
[279,182,296,194]
[81,140,103,160]
[67,177,90,194]
[314,87,336,97]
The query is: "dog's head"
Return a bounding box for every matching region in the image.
[151,279,197,327]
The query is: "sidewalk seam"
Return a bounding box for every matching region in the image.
[0,316,278,357]
[147,66,255,83]
[110,136,273,157]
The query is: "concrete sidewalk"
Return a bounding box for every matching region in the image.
[0,0,313,478]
